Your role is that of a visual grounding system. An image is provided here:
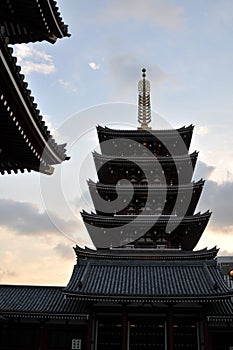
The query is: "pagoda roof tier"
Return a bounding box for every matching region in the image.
[0,285,88,320]
[82,210,211,226]
[88,179,204,217]
[64,258,232,303]
[88,178,204,193]
[93,150,198,164]
[74,245,219,261]
[0,30,69,174]
[81,211,211,250]
[93,151,198,185]
[0,0,70,44]
[97,125,194,154]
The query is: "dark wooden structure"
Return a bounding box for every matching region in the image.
[0,70,233,349]
[0,0,70,175]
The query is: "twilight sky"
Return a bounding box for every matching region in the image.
[1,0,233,285]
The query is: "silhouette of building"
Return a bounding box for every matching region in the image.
[0,0,70,175]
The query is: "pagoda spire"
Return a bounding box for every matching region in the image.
[137,68,152,130]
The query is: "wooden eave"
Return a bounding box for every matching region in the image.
[81,210,211,225]
[0,31,69,174]
[88,179,204,194]
[81,211,211,250]
[0,0,70,44]
[74,245,219,261]
[97,124,194,137]
[93,150,198,165]
[88,179,204,216]
[97,124,194,151]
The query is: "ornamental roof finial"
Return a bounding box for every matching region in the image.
[137,68,152,130]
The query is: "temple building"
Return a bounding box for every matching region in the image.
[0,0,70,175]
[0,68,233,349]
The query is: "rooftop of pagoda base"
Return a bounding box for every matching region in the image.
[74,245,219,261]
[64,246,232,304]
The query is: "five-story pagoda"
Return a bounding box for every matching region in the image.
[65,69,233,350]
[82,69,210,250]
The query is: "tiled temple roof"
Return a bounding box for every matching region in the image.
[0,285,88,319]
[0,0,70,44]
[0,28,69,174]
[64,258,232,303]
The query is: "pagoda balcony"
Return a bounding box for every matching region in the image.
[97,125,194,156]
[93,151,198,185]
[81,210,211,250]
[88,179,204,217]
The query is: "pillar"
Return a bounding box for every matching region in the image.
[87,314,93,350]
[203,317,210,350]
[39,321,47,350]
[122,307,127,350]
[0,323,7,348]
[167,306,174,350]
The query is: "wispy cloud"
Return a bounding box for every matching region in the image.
[58,79,78,93]
[14,44,55,75]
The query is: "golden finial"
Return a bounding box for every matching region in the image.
[137,68,152,130]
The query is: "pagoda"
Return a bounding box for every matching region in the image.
[64,69,233,350]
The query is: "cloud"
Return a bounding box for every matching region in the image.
[0,269,16,282]
[89,62,101,70]
[195,125,209,136]
[58,79,78,93]
[101,0,184,29]
[205,0,233,33]
[200,179,233,230]
[194,161,233,231]
[106,53,171,99]
[14,44,55,74]
[0,198,77,235]
[54,243,74,260]
[194,160,215,180]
